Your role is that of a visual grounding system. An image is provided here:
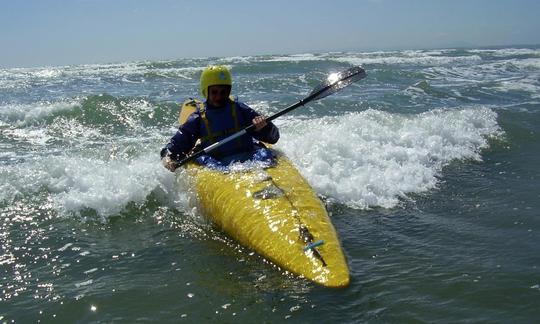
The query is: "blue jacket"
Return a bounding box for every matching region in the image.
[161,100,279,161]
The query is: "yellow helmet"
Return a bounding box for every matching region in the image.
[200,65,232,98]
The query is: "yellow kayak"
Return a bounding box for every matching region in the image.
[179,100,350,288]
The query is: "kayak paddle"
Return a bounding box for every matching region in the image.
[174,66,367,168]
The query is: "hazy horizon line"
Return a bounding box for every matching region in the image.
[3,42,539,70]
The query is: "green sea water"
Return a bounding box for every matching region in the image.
[1,47,539,322]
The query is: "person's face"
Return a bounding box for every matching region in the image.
[207,85,231,107]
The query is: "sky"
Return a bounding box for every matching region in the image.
[1,0,540,68]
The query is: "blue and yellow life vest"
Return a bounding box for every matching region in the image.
[179,98,254,159]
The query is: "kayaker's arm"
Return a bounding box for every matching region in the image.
[160,114,200,170]
[237,102,280,144]
[254,121,279,144]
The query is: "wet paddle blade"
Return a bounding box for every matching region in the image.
[308,66,367,101]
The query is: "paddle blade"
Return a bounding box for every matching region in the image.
[308,66,367,101]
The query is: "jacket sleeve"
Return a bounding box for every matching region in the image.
[160,113,200,161]
[237,101,280,144]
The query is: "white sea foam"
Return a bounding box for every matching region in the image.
[0,100,82,126]
[0,61,205,90]
[468,48,540,57]
[75,279,93,288]
[150,66,203,79]
[52,62,203,81]
[32,68,63,79]
[261,53,324,63]
[0,152,193,220]
[493,78,540,98]
[0,105,505,214]
[334,51,482,66]
[45,154,188,219]
[511,58,540,70]
[0,66,70,90]
[278,107,502,209]
[1,128,51,145]
[62,62,149,78]
[58,243,74,252]
[424,64,499,83]
[219,56,254,64]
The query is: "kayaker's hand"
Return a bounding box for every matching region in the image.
[253,116,267,132]
[162,155,177,172]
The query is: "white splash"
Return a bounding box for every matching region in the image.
[278,107,502,209]
[0,152,193,220]
[0,99,82,126]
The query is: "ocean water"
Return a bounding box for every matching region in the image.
[1,47,539,322]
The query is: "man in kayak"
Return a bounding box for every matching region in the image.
[161,65,280,171]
